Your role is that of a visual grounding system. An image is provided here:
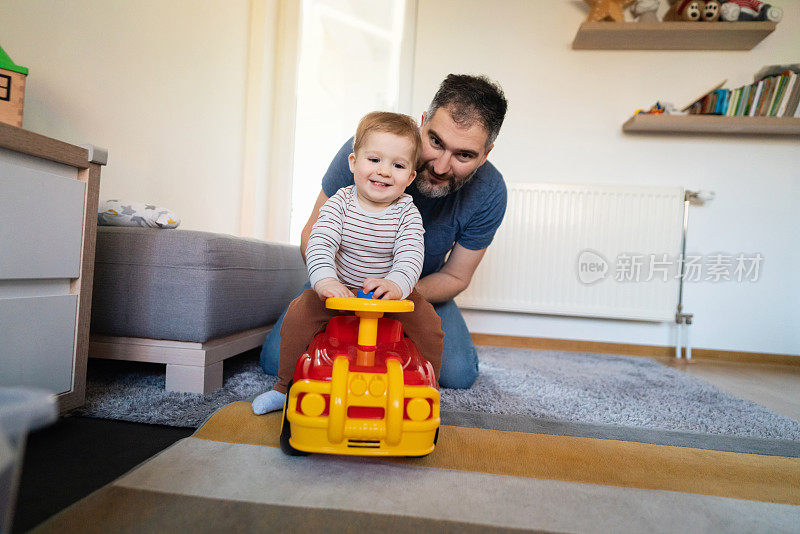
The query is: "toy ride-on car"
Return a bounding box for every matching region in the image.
[280,290,440,457]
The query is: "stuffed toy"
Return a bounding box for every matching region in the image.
[584,0,635,22]
[632,0,662,21]
[665,0,722,21]
[98,200,181,228]
[719,0,783,22]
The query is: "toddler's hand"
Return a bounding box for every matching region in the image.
[363,278,402,300]
[314,278,355,300]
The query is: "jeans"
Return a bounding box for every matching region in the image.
[259,282,479,389]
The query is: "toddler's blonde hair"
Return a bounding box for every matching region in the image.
[353,111,422,166]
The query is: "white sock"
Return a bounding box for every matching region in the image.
[252,390,286,415]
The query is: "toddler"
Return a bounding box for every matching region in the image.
[253,111,444,414]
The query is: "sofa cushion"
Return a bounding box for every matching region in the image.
[91,227,308,342]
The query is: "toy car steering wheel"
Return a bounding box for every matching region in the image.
[325,290,413,367]
[325,289,414,314]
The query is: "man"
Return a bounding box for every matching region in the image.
[260,73,508,389]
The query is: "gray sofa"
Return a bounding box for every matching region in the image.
[89,227,307,393]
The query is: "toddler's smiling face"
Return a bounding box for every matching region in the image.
[348,131,417,212]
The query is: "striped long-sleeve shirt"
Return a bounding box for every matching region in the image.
[306,185,424,299]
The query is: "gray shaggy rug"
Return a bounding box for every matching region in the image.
[71,346,800,441]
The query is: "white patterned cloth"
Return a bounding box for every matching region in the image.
[98,200,180,229]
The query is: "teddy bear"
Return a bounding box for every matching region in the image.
[718,0,783,22]
[665,0,722,21]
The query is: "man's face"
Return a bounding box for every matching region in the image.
[416,107,493,198]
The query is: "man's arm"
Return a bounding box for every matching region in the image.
[415,244,487,304]
[300,188,330,264]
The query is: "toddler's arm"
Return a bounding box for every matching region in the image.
[307,192,347,298]
[383,201,424,299]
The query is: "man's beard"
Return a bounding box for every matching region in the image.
[415,166,477,198]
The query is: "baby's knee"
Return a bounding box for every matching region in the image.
[283,291,317,323]
[288,291,313,311]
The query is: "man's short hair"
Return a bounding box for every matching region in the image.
[353,111,423,164]
[425,74,507,148]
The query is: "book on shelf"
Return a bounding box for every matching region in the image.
[785,76,800,117]
[683,65,800,118]
[719,90,729,115]
[737,85,750,116]
[756,77,776,116]
[730,88,743,116]
[777,72,797,116]
[746,81,762,116]
[731,87,739,116]
[767,76,782,116]
[766,74,785,116]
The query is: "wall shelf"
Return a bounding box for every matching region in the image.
[572,21,776,50]
[622,114,800,136]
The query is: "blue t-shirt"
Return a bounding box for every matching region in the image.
[321,138,507,277]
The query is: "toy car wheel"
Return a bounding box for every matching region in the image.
[279,382,309,456]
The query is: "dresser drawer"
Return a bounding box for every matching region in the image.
[0,124,105,412]
[0,294,78,394]
[0,154,85,279]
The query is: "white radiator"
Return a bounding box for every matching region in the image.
[455,183,684,322]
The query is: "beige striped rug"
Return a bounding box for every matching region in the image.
[35,401,800,532]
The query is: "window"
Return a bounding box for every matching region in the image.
[0,74,10,101]
[288,0,414,244]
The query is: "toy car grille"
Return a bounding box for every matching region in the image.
[347,439,380,449]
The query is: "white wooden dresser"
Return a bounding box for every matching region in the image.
[0,123,106,412]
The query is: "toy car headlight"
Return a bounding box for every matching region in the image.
[300,393,326,417]
[406,398,430,421]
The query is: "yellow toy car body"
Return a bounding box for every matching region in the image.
[280,295,440,457]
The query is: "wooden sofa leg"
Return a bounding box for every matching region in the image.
[166,361,224,394]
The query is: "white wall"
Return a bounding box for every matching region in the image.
[412,0,799,356]
[0,0,251,235]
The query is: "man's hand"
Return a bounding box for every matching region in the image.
[363,278,402,300]
[314,278,355,300]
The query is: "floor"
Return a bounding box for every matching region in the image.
[11,356,800,532]
[11,417,192,533]
[658,357,800,422]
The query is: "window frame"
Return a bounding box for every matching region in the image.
[0,73,11,102]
